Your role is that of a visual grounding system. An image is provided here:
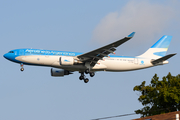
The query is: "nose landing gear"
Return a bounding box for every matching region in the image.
[20,63,24,71]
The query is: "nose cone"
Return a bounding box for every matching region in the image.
[3,53,8,59]
[3,53,12,60]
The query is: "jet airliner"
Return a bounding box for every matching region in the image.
[3,32,176,83]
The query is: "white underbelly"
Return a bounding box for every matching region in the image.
[101,59,153,71]
[15,56,154,72]
[15,55,59,65]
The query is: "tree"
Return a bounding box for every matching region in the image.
[133,72,180,117]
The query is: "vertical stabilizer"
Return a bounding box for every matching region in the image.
[138,35,172,59]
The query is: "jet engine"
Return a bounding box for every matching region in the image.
[51,68,72,77]
[59,56,78,65]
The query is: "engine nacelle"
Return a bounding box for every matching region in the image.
[60,56,76,65]
[51,68,72,77]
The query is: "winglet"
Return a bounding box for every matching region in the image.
[127,32,135,38]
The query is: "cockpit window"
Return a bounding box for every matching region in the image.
[9,51,14,53]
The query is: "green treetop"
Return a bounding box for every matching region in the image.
[133,73,180,117]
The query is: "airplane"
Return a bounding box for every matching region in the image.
[3,32,176,83]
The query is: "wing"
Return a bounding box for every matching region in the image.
[77,32,135,66]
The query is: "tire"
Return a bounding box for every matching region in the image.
[90,72,95,77]
[84,78,89,83]
[85,69,89,74]
[79,76,84,80]
[20,68,24,71]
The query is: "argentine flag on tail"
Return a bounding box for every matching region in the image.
[138,35,173,59]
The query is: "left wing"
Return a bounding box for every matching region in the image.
[77,32,135,66]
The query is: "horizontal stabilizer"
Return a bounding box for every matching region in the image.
[151,53,176,65]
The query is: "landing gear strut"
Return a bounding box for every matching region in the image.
[20,63,24,71]
[79,73,85,80]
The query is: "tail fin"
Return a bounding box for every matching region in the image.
[138,35,172,59]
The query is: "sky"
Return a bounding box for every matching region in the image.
[1,0,180,120]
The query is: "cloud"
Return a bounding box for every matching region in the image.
[92,0,179,46]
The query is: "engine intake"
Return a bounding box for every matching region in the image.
[51,68,72,77]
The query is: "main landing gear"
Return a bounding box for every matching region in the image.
[20,63,24,71]
[79,69,95,83]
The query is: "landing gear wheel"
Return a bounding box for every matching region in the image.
[84,78,89,83]
[20,68,24,71]
[79,76,84,80]
[90,72,95,77]
[20,63,24,72]
[85,69,89,74]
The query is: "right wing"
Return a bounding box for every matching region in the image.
[77,32,135,66]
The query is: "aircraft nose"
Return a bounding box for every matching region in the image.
[3,53,8,59]
[3,53,11,60]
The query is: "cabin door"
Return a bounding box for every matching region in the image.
[134,58,138,64]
